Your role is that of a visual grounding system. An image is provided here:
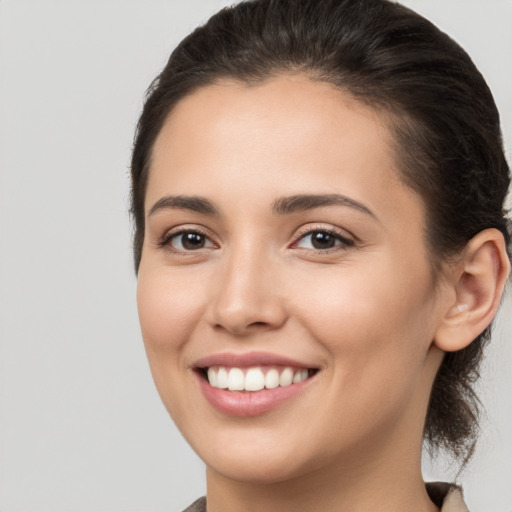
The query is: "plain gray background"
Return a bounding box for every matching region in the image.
[0,1,510,511]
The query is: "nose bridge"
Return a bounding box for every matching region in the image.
[209,236,286,334]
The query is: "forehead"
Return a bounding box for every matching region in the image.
[148,74,423,229]
[152,75,395,167]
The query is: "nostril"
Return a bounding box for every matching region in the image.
[212,319,277,335]
[249,321,269,328]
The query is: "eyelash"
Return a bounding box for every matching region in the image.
[159,228,215,253]
[292,227,355,252]
[158,226,355,254]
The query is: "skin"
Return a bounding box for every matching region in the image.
[137,74,480,512]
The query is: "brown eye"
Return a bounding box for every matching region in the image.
[168,231,215,251]
[295,229,354,251]
[310,231,337,249]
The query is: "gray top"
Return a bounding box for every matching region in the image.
[182,497,206,512]
[181,482,469,511]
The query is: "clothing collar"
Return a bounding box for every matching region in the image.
[183,483,469,511]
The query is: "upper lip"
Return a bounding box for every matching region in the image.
[193,351,318,370]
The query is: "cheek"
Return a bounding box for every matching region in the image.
[136,264,208,410]
[137,265,205,351]
[298,259,433,335]
[136,268,207,434]
[291,257,437,393]
[297,273,437,453]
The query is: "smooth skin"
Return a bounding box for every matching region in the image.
[137,74,510,512]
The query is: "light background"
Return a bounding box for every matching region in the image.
[0,0,510,511]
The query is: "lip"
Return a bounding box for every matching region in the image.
[193,351,318,417]
[193,351,316,370]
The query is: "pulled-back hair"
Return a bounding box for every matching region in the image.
[130,0,511,464]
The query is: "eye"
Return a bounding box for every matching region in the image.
[294,229,354,251]
[164,230,216,252]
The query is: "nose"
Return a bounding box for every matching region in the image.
[206,246,288,336]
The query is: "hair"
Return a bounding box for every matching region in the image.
[130,0,511,465]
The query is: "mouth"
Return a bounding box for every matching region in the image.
[193,352,320,416]
[197,365,318,392]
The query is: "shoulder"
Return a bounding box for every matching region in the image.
[181,496,206,512]
[182,487,469,512]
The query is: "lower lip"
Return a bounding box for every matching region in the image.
[196,372,315,417]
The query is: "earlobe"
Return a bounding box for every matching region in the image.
[434,228,510,352]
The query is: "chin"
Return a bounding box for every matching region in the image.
[205,451,314,485]
[188,427,330,486]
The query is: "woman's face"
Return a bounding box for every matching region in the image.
[137,75,448,484]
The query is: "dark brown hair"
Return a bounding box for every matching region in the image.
[130,0,511,464]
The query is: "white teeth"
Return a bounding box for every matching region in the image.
[279,367,293,386]
[206,365,313,391]
[228,368,245,391]
[216,367,228,389]
[245,368,265,391]
[207,367,217,388]
[264,369,280,389]
[293,369,309,384]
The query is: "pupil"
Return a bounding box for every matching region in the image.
[312,231,335,249]
[182,233,205,250]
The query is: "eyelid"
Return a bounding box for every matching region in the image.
[290,224,356,251]
[158,225,218,252]
[156,223,355,254]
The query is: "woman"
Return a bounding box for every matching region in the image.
[130,0,511,510]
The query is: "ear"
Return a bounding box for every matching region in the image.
[434,228,510,352]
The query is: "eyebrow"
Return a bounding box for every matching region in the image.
[148,193,375,219]
[272,194,376,218]
[148,195,220,216]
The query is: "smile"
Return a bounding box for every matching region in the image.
[205,366,313,391]
[194,352,319,416]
